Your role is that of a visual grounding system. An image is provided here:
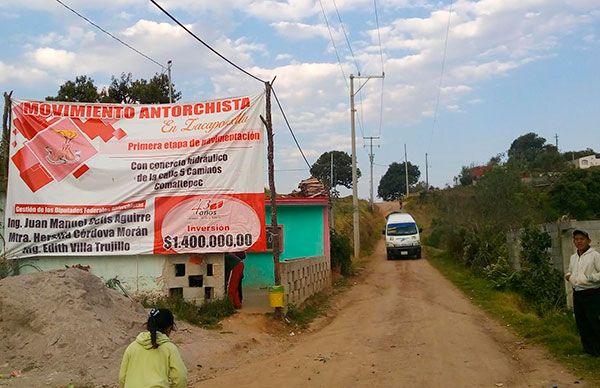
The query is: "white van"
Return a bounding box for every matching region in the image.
[384,212,422,260]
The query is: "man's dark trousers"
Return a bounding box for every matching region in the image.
[574,289,600,356]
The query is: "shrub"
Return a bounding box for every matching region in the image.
[140,295,236,329]
[330,229,352,276]
[483,258,518,290]
[462,228,508,273]
[516,226,566,315]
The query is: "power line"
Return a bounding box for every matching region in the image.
[151,0,309,173]
[271,87,311,170]
[54,0,164,70]
[357,90,366,138]
[373,0,385,137]
[150,0,265,83]
[317,0,349,90]
[427,0,453,152]
[331,0,360,75]
[373,0,385,73]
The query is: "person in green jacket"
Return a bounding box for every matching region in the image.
[119,308,188,388]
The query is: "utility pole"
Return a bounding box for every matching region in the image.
[261,80,281,318]
[364,136,379,210]
[555,133,559,149]
[2,91,13,193]
[404,143,409,197]
[167,60,173,103]
[425,152,429,191]
[329,152,334,231]
[350,73,384,259]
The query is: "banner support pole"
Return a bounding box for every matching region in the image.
[2,91,13,194]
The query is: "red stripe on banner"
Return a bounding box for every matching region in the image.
[72,165,90,179]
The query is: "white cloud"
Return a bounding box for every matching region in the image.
[118,11,133,21]
[0,62,47,84]
[583,33,596,43]
[27,48,77,71]
[271,22,343,41]
[35,27,96,48]
[245,0,319,21]
[122,19,188,39]
[275,53,293,61]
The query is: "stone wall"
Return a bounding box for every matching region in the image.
[279,256,331,307]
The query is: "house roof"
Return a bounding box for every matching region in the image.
[265,197,329,206]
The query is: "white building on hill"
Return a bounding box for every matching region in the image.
[572,154,600,169]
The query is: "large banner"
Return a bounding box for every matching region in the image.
[4,92,267,259]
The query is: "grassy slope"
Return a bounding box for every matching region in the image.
[333,196,385,257]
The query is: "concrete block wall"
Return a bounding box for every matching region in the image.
[162,253,225,305]
[280,256,331,307]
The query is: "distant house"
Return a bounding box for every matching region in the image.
[469,165,493,183]
[572,155,600,169]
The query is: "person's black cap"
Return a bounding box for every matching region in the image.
[573,229,590,239]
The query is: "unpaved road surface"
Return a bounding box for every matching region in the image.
[192,239,585,387]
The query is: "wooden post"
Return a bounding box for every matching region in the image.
[262,81,282,317]
[2,91,13,194]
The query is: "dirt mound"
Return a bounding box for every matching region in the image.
[0,268,146,387]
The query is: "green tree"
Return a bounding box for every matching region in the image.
[507,132,568,172]
[562,148,596,162]
[377,162,420,201]
[48,73,181,104]
[530,145,567,172]
[471,167,537,231]
[507,132,547,165]
[549,168,600,219]
[130,73,181,104]
[310,151,360,189]
[46,75,100,102]
[457,164,474,186]
[488,153,504,166]
[100,73,135,104]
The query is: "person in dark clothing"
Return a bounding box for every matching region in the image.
[565,229,600,356]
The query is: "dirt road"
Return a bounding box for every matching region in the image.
[192,239,585,387]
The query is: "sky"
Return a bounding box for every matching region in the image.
[0,0,599,199]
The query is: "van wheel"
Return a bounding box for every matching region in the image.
[386,252,392,260]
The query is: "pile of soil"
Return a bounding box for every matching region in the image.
[0,268,146,387]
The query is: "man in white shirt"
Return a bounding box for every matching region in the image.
[565,229,600,356]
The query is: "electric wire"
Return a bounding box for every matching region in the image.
[373,0,385,137]
[57,1,310,176]
[329,0,368,139]
[152,0,309,172]
[357,89,366,138]
[272,87,312,170]
[331,0,360,75]
[317,0,349,90]
[150,0,265,83]
[427,0,453,152]
[54,0,164,70]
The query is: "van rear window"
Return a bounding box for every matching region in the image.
[387,222,417,236]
